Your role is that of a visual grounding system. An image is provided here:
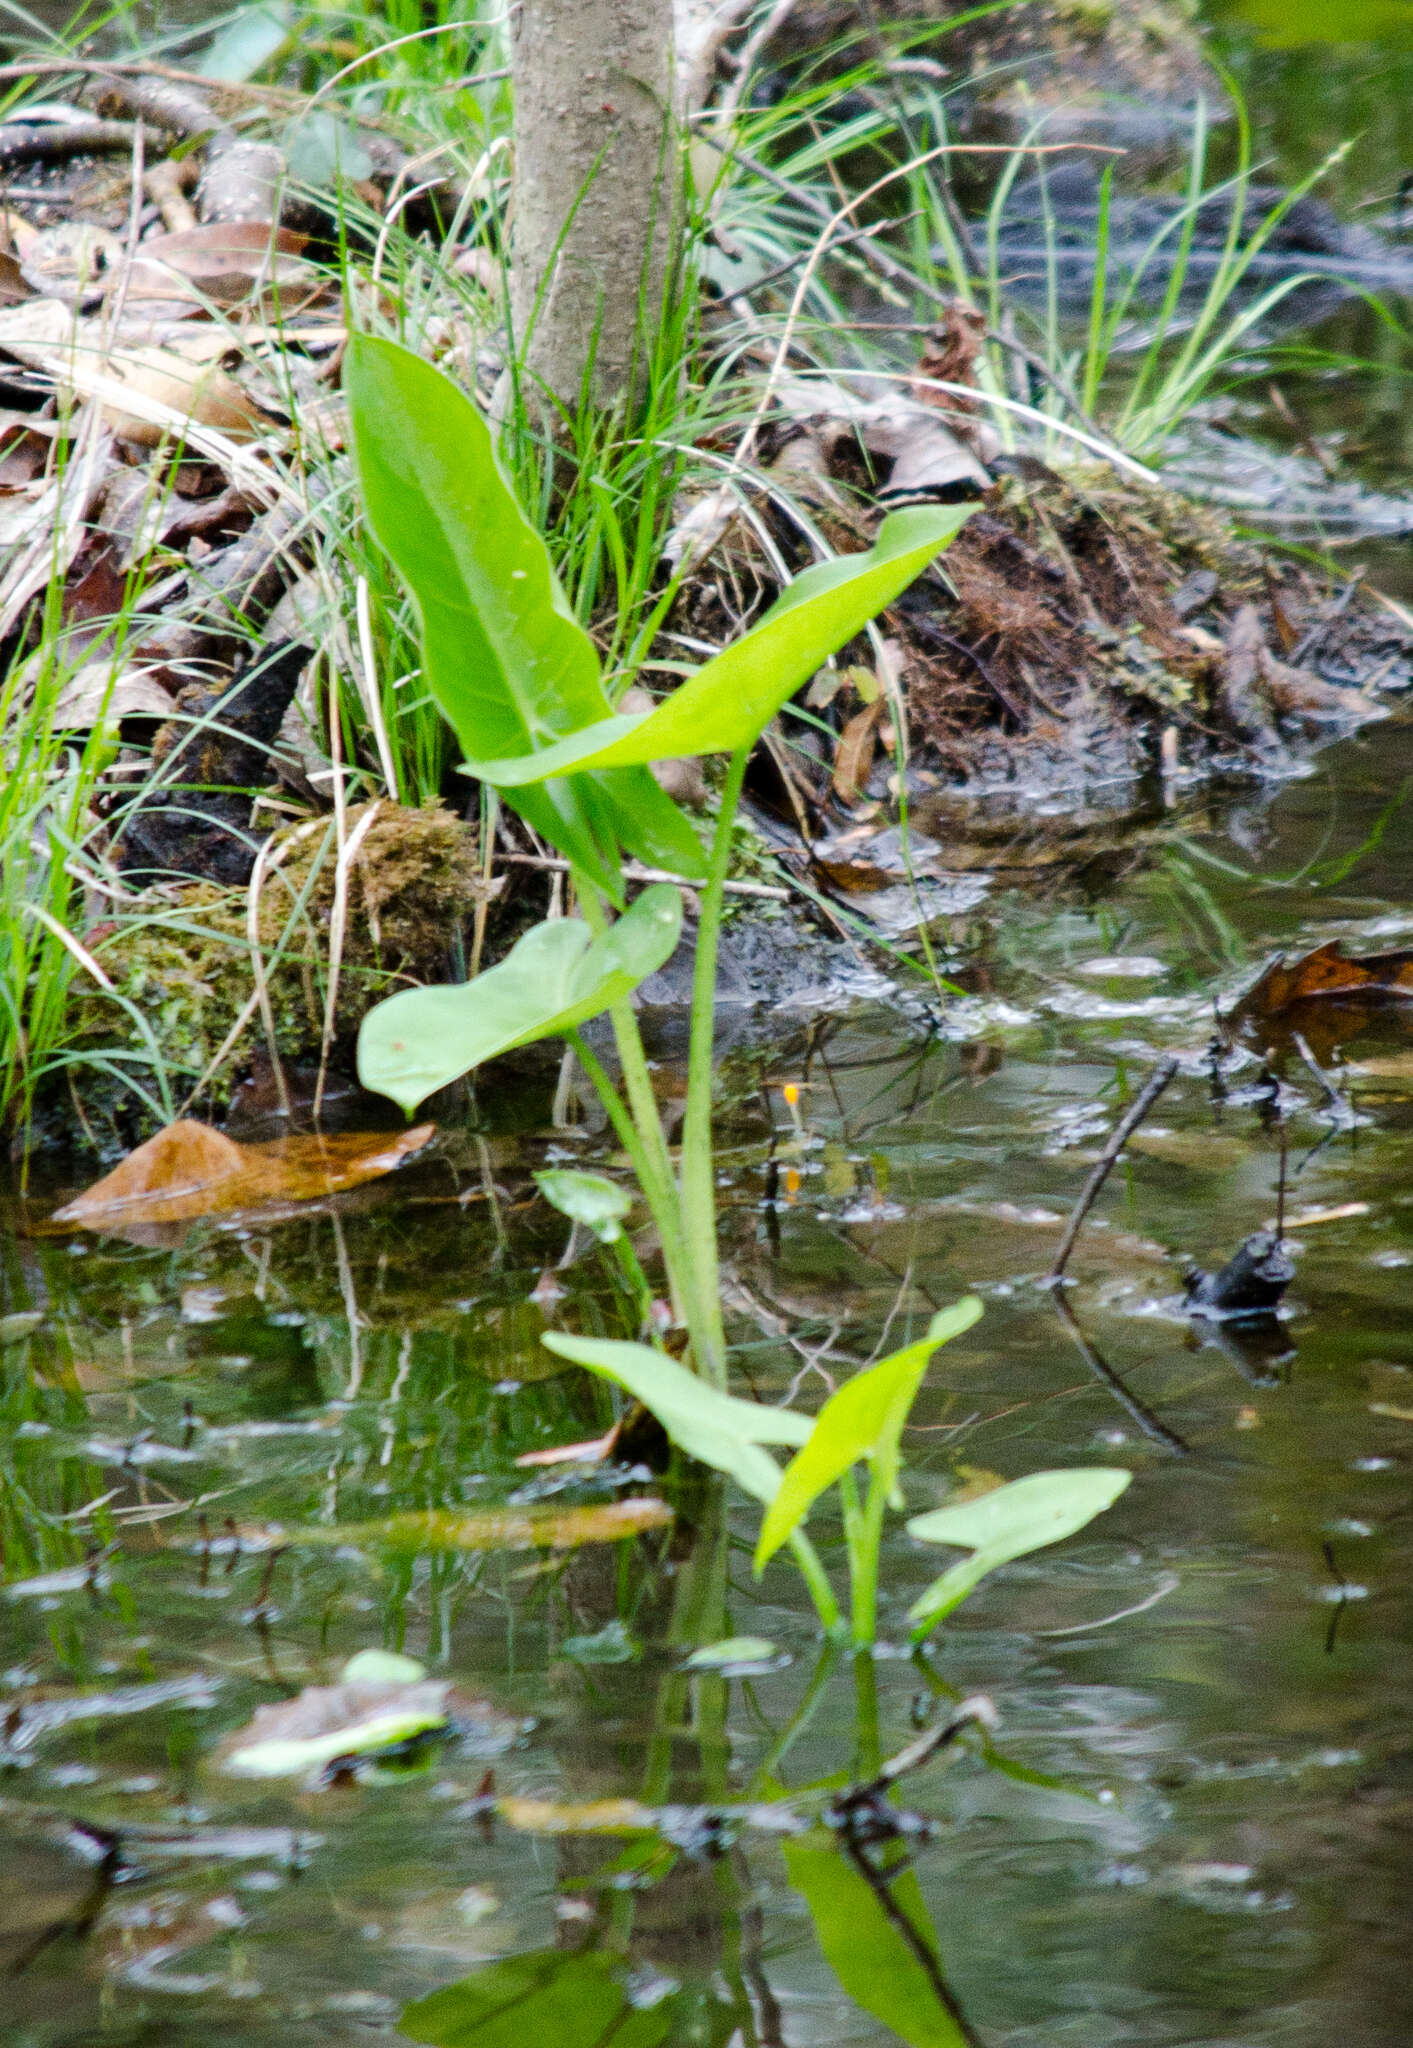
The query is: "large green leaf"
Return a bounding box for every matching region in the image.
[534,1168,633,1242]
[344,334,705,893]
[906,1467,1132,1639]
[753,1298,982,1572]
[358,885,682,1115]
[785,1835,972,2048]
[462,503,973,786]
[401,1950,678,2048]
[542,1332,810,1503]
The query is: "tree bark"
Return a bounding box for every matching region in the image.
[509,0,683,415]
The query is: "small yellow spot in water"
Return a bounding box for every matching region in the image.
[782,1083,800,1108]
[784,1166,801,1199]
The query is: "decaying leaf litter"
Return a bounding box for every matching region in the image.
[4,13,1413,1135]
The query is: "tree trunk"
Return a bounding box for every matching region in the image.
[509,0,683,415]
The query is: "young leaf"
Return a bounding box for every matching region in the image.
[784,1835,972,2048]
[344,334,704,892]
[534,1168,633,1242]
[906,1467,1132,1639]
[542,1332,810,1503]
[753,1298,982,1573]
[358,884,682,1115]
[461,503,973,786]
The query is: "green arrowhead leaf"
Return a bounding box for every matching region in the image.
[542,1332,810,1503]
[534,1168,633,1242]
[753,1298,982,1573]
[461,503,973,785]
[344,333,705,893]
[358,884,683,1115]
[907,1467,1133,1639]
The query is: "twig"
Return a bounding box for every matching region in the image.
[1290,569,1365,668]
[1050,1289,1190,1456]
[244,835,294,1122]
[717,0,803,120]
[315,800,381,1119]
[1045,1057,1180,1283]
[496,850,789,900]
[730,211,918,300]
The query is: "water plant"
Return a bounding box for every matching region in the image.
[345,330,972,1383]
[344,333,1131,1649]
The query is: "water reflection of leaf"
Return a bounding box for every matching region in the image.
[401,1949,679,2048]
[784,1833,973,2048]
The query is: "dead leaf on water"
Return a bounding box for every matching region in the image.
[1236,940,1413,1025]
[1262,1201,1370,1231]
[48,1118,436,1230]
[515,1421,623,1469]
[315,1497,673,1554]
[220,1648,521,1779]
[496,1796,658,1836]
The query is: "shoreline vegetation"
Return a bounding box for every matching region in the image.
[0,0,1408,1143]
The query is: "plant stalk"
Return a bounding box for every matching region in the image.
[678,744,750,1386]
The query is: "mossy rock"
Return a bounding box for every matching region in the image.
[71,802,489,1107]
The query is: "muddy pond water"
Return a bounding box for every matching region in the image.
[4,2,1413,2045]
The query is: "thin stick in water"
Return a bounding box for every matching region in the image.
[1046,1056,1180,1283]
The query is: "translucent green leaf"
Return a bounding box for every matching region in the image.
[341,1648,427,1685]
[199,1,291,79]
[785,1835,972,2048]
[542,1332,810,1503]
[222,1650,448,1779]
[534,1168,633,1242]
[401,1950,678,2048]
[683,1636,781,1671]
[907,1467,1133,1639]
[462,504,973,787]
[344,334,705,894]
[358,885,682,1115]
[753,1298,982,1573]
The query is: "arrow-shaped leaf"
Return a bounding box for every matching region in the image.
[907,1467,1132,1639]
[345,334,705,893]
[358,884,683,1115]
[462,504,973,786]
[543,1332,811,1503]
[753,1298,982,1572]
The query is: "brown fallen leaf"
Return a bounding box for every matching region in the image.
[51,658,177,729]
[124,222,310,307]
[831,695,886,806]
[49,1118,436,1229]
[88,332,278,446]
[1236,939,1413,1024]
[515,1421,623,1469]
